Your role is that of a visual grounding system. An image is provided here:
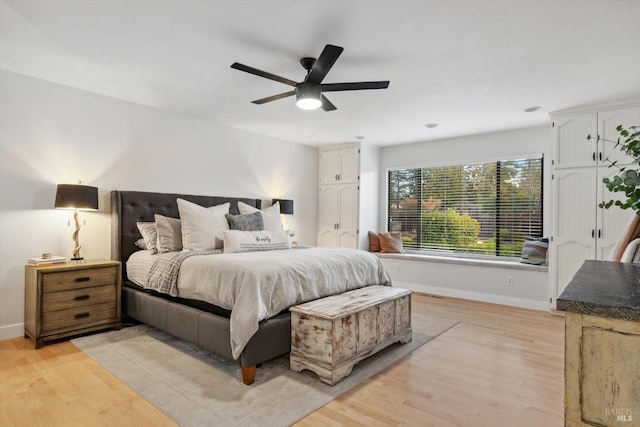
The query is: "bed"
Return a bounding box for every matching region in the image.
[111,190,391,384]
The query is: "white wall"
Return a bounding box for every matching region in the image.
[0,70,318,339]
[378,126,552,309]
[357,142,380,250]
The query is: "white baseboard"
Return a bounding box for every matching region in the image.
[395,281,550,311]
[0,323,24,341]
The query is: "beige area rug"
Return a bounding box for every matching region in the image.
[72,313,457,427]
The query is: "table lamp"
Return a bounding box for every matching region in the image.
[54,183,98,260]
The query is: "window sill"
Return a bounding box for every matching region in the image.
[374,252,548,272]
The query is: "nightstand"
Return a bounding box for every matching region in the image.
[24,259,122,348]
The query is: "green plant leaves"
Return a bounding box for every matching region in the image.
[597,125,640,214]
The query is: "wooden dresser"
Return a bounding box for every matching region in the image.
[557,260,639,427]
[24,259,122,348]
[290,285,412,385]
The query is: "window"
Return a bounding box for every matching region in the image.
[387,156,543,258]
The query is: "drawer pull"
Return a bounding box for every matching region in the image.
[74,295,90,301]
[75,312,90,319]
[75,277,91,282]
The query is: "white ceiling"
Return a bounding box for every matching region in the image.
[1,0,639,147]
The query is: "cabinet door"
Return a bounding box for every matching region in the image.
[318,229,339,247]
[339,148,360,183]
[319,186,339,229]
[596,167,637,261]
[337,230,358,249]
[338,184,359,231]
[319,149,340,185]
[552,168,597,297]
[598,106,640,167]
[553,113,598,169]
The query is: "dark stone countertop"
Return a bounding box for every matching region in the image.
[557,260,640,322]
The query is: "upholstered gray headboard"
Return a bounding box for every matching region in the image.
[111,190,261,281]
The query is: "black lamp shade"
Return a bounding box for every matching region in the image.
[272,199,294,215]
[54,184,99,210]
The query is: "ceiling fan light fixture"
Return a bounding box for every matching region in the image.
[295,83,322,110]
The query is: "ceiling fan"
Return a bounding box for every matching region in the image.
[231,44,389,111]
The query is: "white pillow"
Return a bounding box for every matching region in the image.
[223,230,292,253]
[177,198,230,251]
[238,201,283,231]
[155,214,182,253]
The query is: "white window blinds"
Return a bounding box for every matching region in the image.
[388,157,543,258]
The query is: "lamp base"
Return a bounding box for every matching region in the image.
[71,257,84,261]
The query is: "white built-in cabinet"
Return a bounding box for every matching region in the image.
[550,101,640,305]
[319,147,360,185]
[318,145,360,248]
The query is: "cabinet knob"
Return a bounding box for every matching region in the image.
[592,152,596,162]
[592,229,595,238]
[75,277,91,283]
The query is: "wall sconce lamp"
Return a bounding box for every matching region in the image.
[272,199,294,215]
[54,183,98,260]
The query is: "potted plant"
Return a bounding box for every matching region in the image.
[588,125,640,215]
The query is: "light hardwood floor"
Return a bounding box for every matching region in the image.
[0,293,565,426]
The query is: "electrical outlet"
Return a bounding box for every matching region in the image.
[507,276,514,286]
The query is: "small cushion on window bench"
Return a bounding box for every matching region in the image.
[368,231,381,252]
[379,232,403,253]
[519,237,548,265]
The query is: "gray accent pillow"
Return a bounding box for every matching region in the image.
[225,212,264,231]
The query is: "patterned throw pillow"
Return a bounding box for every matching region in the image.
[238,201,283,231]
[520,237,549,265]
[225,212,264,231]
[136,222,158,254]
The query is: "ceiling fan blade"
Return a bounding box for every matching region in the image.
[231,63,298,87]
[251,90,296,104]
[321,95,337,112]
[321,81,390,92]
[306,44,344,85]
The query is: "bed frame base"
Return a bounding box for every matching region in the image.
[112,190,292,385]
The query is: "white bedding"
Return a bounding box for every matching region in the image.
[127,247,391,359]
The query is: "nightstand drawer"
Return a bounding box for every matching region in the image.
[42,303,117,333]
[42,266,118,292]
[42,285,116,312]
